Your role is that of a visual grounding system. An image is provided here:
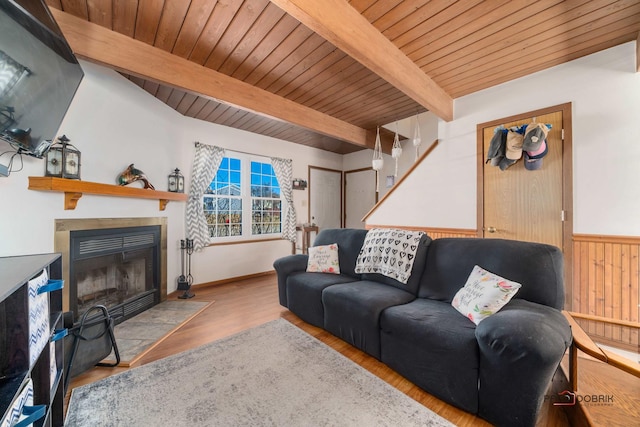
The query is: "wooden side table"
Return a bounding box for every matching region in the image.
[292,225,319,254]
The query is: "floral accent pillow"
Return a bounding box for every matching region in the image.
[451,265,521,325]
[306,244,340,274]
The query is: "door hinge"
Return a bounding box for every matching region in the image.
[561,210,566,222]
[561,128,565,140]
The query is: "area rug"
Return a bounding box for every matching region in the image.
[66,318,454,426]
[104,300,213,366]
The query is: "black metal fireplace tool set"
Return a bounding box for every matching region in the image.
[177,238,195,299]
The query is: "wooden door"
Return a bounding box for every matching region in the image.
[344,168,376,229]
[482,110,564,248]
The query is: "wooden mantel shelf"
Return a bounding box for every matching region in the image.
[28,176,188,210]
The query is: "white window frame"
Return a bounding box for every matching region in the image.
[204,151,283,244]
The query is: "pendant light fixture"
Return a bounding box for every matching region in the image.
[391,121,402,177]
[372,126,384,193]
[412,114,422,162]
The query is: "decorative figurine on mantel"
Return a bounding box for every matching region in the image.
[116,163,155,189]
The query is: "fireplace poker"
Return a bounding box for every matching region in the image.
[177,238,195,299]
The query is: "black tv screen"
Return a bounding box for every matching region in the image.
[0,0,83,158]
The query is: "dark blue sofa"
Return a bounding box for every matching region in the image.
[274,228,572,427]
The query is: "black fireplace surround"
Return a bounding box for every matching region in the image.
[68,225,161,325]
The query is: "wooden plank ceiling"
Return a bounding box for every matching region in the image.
[45,0,640,154]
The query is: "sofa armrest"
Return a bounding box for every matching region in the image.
[475,299,572,427]
[273,254,309,307]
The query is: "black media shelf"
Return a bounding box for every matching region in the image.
[1,253,65,427]
[0,374,28,414]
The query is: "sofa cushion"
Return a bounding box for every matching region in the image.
[322,281,415,359]
[358,230,432,296]
[306,243,340,274]
[380,299,479,413]
[286,272,357,328]
[313,228,368,279]
[418,238,564,309]
[451,265,521,325]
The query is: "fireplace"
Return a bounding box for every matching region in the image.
[69,225,160,324]
[54,217,168,324]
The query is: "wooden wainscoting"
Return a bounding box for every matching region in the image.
[364,227,640,352]
[365,225,478,239]
[570,234,640,352]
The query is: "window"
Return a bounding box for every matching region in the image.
[251,161,281,235]
[203,153,282,241]
[204,157,242,238]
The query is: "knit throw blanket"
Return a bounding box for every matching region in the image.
[355,228,424,284]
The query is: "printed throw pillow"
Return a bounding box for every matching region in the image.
[306,243,340,274]
[451,265,521,325]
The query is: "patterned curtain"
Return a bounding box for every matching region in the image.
[271,157,297,243]
[0,50,30,99]
[186,143,225,251]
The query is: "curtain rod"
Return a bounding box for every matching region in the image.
[194,141,290,161]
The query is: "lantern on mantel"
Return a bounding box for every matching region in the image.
[168,168,184,193]
[44,134,81,180]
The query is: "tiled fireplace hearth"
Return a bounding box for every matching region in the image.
[54,218,167,324]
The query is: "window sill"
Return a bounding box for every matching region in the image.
[206,237,283,246]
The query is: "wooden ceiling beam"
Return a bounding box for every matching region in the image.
[269,0,453,122]
[50,9,371,148]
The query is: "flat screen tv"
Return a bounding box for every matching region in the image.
[0,0,83,158]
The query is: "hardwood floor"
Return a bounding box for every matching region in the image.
[560,353,640,427]
[67,273,570,426]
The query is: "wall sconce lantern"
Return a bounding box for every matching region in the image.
[168,168,184,193]
[292,178,307,190]
[45,134,81,179]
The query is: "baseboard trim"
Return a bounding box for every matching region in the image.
[192,270,276,289]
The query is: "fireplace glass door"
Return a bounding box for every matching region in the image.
[69,226,160,324]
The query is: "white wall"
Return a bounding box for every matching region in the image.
[180,112,342,285]
[368,42,640,236]
[0,60,343,291]
[342,111,439,199]
[0,60,185,284]
[4,41,639,290]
